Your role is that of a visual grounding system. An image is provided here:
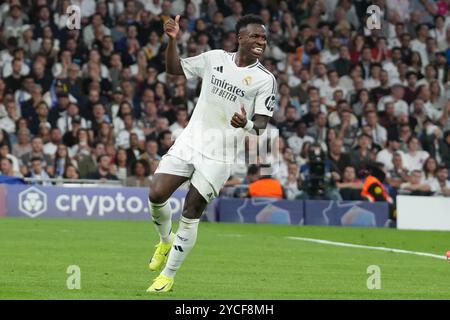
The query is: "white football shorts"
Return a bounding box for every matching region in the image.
[154,143,232,202]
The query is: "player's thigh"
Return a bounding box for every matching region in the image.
[182,185,209,220]
[149,155,193,203]
[191,162,231,202]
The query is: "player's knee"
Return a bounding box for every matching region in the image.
[182,208,202,220]
[148,187,170,204]
[182,200,206,219]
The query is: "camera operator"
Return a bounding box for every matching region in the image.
[297,143,342,200]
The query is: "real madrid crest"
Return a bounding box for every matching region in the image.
[243,76,252,86]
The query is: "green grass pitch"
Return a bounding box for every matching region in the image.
[1,217,449,299]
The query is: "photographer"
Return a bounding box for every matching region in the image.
[297,143,342,200]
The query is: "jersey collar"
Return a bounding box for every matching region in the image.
[231,52,259,69]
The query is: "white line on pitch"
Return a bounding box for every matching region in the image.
[217,233,244,237]
[286,237,447,261]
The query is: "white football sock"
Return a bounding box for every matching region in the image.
[162,216,200,278]
[148,199,173,244]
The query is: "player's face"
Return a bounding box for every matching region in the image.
[239,24,267,60]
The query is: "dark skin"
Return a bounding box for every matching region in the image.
[150,16,270,219]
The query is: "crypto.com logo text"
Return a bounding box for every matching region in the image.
[66,5,81,30]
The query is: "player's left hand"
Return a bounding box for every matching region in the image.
[230,104,247,128]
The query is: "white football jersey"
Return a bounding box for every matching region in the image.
[175,49,277,163]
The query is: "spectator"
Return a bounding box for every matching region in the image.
[169,108,189,140]
[87,154,118,180]
[422,157,439,186]
[337,165,364,200]
[399,169,433,196]
[287,120,314,156]
[0,157,21,177]
[20,136,52,173]
[306,112,328,146]
[0,142,20,176]
[12,128,31,158]
[350,134,374,172]
[63,163,80,180]
[404,136,430,171]
[116,113,145,149]
[0,98,18,134]
[54,144,76,178]
[278,105,298,140]
[96,121,115,146]
[284,162,301,200]
[328,138,351,177]
[376,137,405,172]
[26,156,52,186]
[157,130,173,157]
[113,147,129,181]
[386,152,410,190]
[69,128,92,159]
[248,165,285,199]
[125,159,151,187]
[364,110,387,148]
[77,141,105,179]
[432,165,450,196]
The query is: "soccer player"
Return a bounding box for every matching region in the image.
[146,14,277,292]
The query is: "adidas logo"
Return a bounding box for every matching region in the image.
[173,245,184,252]
[213,66,223,73]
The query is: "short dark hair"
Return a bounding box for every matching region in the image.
[30,156,43,162]
[247,164,259,176]
[235,14,265,35]
[158,130,171,141]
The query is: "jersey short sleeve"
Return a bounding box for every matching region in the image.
[254,75,277,117]
[180,52,209,80]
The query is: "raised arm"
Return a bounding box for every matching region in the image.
[164,15,185,76]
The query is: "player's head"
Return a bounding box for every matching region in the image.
[235,14,267,59]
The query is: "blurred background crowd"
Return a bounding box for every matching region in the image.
[0,0,449,200]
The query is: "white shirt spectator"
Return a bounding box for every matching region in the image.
[422,176,439,192]
[368,124,387,147]
[287,135,314,156]
[2,62,30,78]
[0,115,16,134]
[404,151,430,171]
[321,49,339,65]
[377,95,409,116]
[43,142,57,157]
[6,153,20,174]
[71,0,96,18]
[311,77,329,90]
[57,116,88,135]
[410,39,428,67]
[431,179,450,195]
[376,149,405,172]
[116,128,145,149]
[141,0,162,15]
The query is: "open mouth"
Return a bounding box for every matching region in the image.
[251,47,264,56]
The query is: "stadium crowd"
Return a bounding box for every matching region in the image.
[0,0,450,200]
